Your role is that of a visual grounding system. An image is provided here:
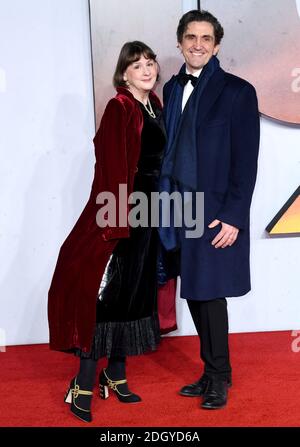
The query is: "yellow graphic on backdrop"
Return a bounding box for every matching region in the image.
[267,187,300,235]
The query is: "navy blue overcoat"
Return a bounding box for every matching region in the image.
[163,66,260,300]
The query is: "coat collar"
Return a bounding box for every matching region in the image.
[166,66,227,126]
[191,67,227,125]
[161,59,228,191]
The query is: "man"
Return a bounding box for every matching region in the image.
[159,10,260,409]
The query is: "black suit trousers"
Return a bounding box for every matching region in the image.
[187,298,232,381]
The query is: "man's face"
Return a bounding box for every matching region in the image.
[178,21,220,73]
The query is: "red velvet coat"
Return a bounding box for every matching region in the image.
[48,87,176,353]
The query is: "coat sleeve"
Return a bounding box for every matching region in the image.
[93,98,130,241]
[216,83,260,230]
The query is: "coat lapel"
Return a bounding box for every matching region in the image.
[178,67,227,135]
[195,67,227,124]
[168,68,228,191]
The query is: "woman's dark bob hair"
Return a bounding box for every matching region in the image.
[113,41,159,88]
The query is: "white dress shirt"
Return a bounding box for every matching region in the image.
[181,68,203,111]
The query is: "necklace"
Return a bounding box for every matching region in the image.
[143,99,156,118]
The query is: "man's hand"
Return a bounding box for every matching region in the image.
[208,219,239,248]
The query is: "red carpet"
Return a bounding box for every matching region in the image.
[0,331,299,427]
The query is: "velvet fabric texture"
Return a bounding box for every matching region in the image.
[48,88,177,353]
[75,102,166,359]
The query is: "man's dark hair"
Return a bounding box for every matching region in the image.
[177,10,224,45]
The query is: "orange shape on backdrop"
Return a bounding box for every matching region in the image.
[266,187,300,235]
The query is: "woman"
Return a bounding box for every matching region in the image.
[48,41,169,422]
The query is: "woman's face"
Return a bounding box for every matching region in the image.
[123,55,158,95]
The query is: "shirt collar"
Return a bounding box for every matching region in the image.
[185,67,203,78]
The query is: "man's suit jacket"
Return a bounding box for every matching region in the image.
[163,66,260,300]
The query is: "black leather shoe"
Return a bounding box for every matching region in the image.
[201,379,228,410]
[180,375,232,397]
[179,374,210,397]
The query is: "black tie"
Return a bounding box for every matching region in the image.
[177,72,198,87]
